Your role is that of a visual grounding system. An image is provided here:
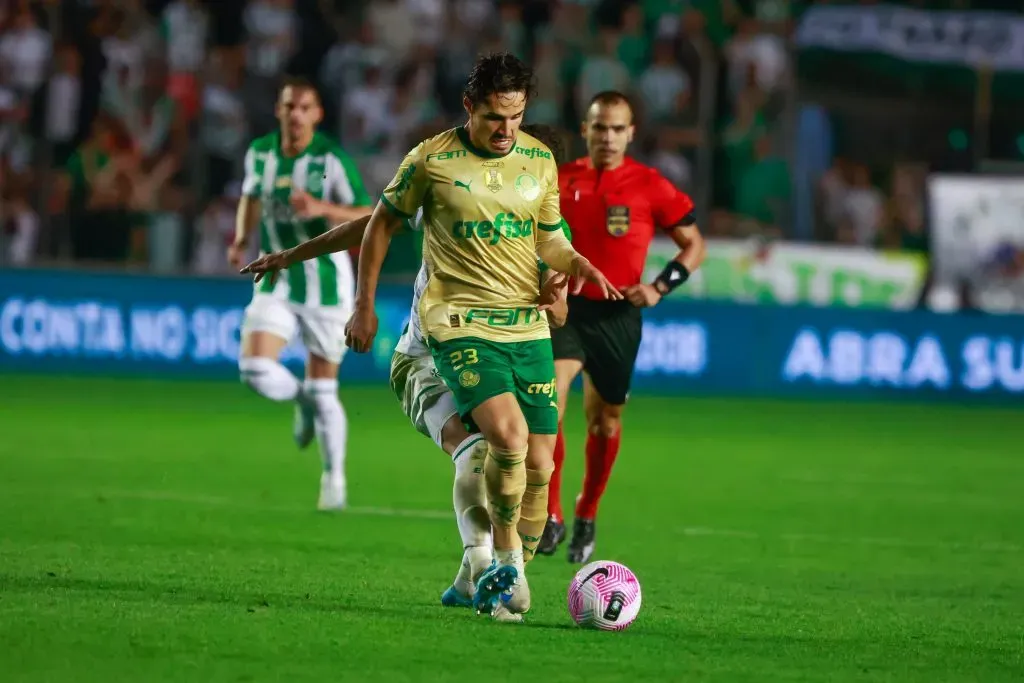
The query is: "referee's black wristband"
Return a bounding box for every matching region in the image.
[653,261,690,295]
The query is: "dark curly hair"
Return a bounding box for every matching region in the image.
[463,52,536,109]
[520,124,567,165]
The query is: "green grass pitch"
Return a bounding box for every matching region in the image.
[1,375,1022,682]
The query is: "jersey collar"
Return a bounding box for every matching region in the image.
[275,131,318,158]
[457,126,512,159]
[585,156,630,174]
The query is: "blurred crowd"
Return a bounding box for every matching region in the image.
[815,160,929,253]
[0,0,943,274]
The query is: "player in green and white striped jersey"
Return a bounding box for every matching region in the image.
[231,77,373,511]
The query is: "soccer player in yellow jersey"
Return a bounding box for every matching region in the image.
[241,124,572,623]
[345,53,620,617]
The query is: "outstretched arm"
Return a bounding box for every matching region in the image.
[345,203,406,353]
[240,214,373,282]
[297,214,373,260]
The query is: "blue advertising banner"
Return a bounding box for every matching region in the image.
[3,268,1024,402]
[0,267,412,381]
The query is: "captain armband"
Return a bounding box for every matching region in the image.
[653,261,690,295]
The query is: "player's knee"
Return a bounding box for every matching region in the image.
[589,409,622,438]
[238,356,272,387]
[526,466,554,488]
[484,416,530,453]
[525,433,556,471]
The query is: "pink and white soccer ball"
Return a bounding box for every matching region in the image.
[567,560,642,631]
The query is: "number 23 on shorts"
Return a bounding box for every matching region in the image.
[448,348,479,372]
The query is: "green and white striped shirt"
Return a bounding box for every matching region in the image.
[242,132,371,307]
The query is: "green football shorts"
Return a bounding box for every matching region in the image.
[428,336,558,435]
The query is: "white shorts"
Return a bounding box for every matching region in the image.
[389,350,459,449]
[242,294,351,365]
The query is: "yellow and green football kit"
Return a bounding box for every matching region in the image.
[380,127,570,434]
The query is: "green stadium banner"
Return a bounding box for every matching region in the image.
[795,4,1024,72]
[643,239,929,310]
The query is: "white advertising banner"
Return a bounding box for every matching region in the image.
[927,174,1024,314]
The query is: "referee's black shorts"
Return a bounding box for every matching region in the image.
[550,295,642,406]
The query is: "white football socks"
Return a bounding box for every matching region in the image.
[303,379,347,485]
[452,434,492,581]
[453,550,475,597]
[239,357,300,401]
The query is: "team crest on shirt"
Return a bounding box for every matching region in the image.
[459,369,481,388]
[275,176,292,189]
[485,169,503,193]
[514,173,540,201]
[606,205,631,236]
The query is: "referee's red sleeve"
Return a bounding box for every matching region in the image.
[650,173,695,229]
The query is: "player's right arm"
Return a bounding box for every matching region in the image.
[229,145,262,269]
[239,215,372,283]
[346,143,429,353]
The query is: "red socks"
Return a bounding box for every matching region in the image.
[550,426,623,523]
[575,431,622,520]
[548,426,567,522]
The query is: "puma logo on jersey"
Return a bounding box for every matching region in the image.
[454,179,472,192]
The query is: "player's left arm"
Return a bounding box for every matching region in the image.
[623,175,707,307]
[537,217,572,327]
[534,162,622,300]
[293,148,374,223]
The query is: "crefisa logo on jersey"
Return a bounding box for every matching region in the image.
[607,206,630,236]
[515,173,540,201]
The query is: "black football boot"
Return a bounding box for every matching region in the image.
[567,518,596,564]
[536,515,566,556]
